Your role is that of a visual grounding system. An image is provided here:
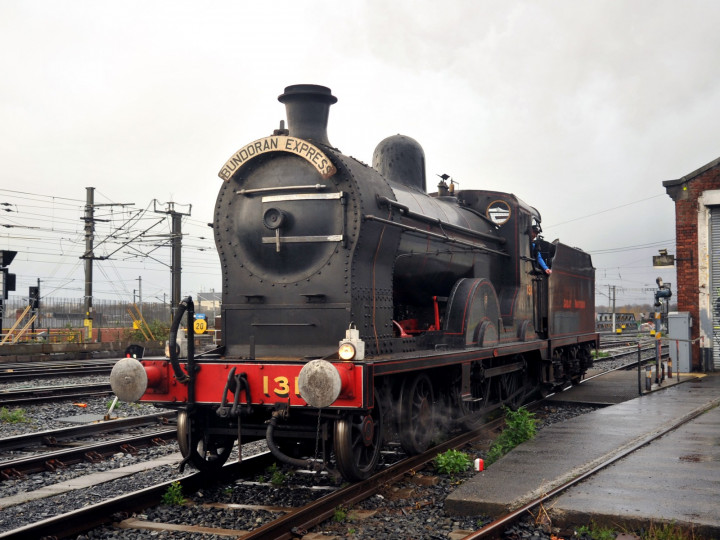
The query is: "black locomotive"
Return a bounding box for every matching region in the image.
[111,84,597,481]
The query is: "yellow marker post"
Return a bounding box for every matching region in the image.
[84,318,93,341]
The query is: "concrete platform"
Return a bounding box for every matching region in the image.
[547,367,691,406]
[550,404,720,536]
[445,372,720,536]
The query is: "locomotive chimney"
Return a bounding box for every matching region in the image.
[278,84,337,147]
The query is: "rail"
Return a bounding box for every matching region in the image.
[0,429,177,479]
[0,383,113,407]
[0,452,277,539]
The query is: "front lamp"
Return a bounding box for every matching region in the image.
[338,342,356,361]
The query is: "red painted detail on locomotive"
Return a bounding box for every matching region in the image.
[433,295,441,331]
[139,361,365,408]
[145,364,164,388]
[141,360,184,401]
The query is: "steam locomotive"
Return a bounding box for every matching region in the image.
[111,84,598,481]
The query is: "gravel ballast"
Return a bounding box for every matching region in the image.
[1,373,600,539]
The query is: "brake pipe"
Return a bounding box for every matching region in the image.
[168,297,192,384]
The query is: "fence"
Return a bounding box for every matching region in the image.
[1,297,179,330]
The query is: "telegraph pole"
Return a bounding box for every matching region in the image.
[82,187,95,341]
[80,187,133,341]
[154,200,191,322]
[137,276,142,314]
[172,212,181,318]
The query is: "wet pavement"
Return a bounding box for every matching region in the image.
[445,372,720,536]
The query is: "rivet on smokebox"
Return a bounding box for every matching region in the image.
[474,458,484,471]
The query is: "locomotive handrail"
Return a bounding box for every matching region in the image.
[364,214,509,257]
[376,195,506,245]
[236,184,328,196]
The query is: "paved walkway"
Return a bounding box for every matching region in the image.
[445,373,720,536]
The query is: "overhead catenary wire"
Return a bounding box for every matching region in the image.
[0,189,199,300]
[544,194,666,228]
[1,186,668,303]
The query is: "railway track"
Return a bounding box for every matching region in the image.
[1,413,177,479]
[0,451,277,539]
[0,397,606,539]
[594,342,669,368]
[1,428,177,479]
[0,407,514,539]
[0,358,116,382]
[0,382,113,406]
[236,417,511,540]
[0,395,623,539]
[0,355,668,539]
[0,411,176,453]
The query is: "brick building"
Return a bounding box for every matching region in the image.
[663,156,720,371]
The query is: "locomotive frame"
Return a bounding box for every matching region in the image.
[111,84,598,482]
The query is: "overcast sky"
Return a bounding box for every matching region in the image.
[2,0,718,311]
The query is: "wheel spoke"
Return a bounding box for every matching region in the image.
[399,374,435,455]
[496,358,527,410]
[334,390,384,481]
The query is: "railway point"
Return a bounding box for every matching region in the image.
[445,371,720,537]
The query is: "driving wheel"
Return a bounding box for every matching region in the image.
[496,357,527,410]
[177,410,235,472]
[455,364,492,430]
[398,373,436,455]
[334,391,384,481]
